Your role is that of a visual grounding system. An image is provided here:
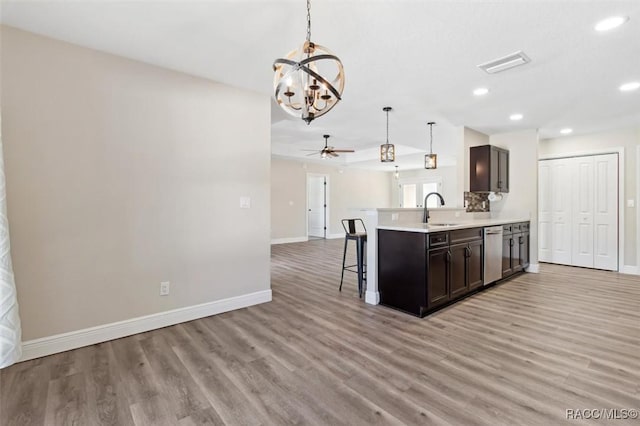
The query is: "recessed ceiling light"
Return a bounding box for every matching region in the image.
[509,113,523,121]
[473,87,489,96]
[560,128,573,135]
[619,81,640,92]
[595,16,629,32]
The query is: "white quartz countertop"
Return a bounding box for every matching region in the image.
[377,218,529,233]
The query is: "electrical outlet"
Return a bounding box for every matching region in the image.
[160,281,170,296]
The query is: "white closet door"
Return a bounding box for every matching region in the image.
[571,156,594,267]
[538,161,552,262]
[551,160,573,265]
[593,154,618,271]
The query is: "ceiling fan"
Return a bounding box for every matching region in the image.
[303,135,355,158]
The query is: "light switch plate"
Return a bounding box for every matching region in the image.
[240,196,251,209]
[627,199,635,208]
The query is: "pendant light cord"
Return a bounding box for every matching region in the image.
[306,0,311,43]
[428,122,434,155]
[386,109,390,143]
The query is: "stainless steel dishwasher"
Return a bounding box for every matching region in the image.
[483,226,503,285]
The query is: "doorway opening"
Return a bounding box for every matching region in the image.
[307,174,329,240]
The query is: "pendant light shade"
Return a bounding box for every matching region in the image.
[380,107,395,162]
[273,0,345,124]
[425,122,437,169]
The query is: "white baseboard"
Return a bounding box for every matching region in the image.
[620,265,639,275]
[20,289,272,362]
[271,236,308,244]
[365,290,380,305]
[326,233,344,239]
[525,263,540,273]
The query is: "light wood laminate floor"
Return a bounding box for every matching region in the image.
[2,238,640,425]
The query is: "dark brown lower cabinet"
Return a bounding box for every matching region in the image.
[427,247,449,309]
[519,231,530,269]
[502,233,513,277]
[449,243,469,299]
[503,222,530,279]
[467,239,484,290]
[378,223,527,318]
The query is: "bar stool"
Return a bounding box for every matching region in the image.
[339,218,367,298]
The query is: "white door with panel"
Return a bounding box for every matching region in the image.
[538,154,618,271]
[307,175,327,238]
[593,154,618,270]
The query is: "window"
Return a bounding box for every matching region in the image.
[399,178,443,208]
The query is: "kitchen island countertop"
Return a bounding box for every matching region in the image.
[377,218,530,233]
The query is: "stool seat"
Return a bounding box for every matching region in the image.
[346,232,367,239]
[340,219,367,298]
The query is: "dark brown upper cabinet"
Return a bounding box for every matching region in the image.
[470,145,509,193]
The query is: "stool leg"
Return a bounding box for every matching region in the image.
[356,237,363,298]
[339,236,348,292]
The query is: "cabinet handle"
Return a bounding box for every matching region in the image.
[519,236,524,245]
[465,247,471,258]
[446,251,451,263]
[510,238,514,247]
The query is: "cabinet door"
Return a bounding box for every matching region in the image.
[449,244,468,299]
[427,247,450,309]
[502,235,513,277]
[467,240,484,290]
[512,233,522,272]
[490,147,500,192]
[498,149,509,193]
[520,232,530,269]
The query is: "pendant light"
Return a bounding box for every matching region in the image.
[425,122,437,169]
[380,107,395,162]
[394,166,400,179]
[272,0,345,125]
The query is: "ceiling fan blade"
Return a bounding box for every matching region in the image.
[332,149,355,153]
[328,152,339,157]
[306,152,319,156]
[301,149,319,152]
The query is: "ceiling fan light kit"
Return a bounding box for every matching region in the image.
[380,106,395,163]
[425,122,438,169]
[272,0,345,124]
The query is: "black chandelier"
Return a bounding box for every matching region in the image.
[273,0,345,124]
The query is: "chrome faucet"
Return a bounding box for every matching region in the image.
[423,192,445,223]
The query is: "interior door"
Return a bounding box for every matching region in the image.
[538,161,552,262]
[551,159,572,265]
[307,175,326,238]
[572,156,594,267]
[593,154,618,271]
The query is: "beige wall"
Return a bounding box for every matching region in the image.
[271,157,391,240]
[1,27,271,340]
[540,126,640,266]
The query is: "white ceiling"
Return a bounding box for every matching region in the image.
[2,0,639,171]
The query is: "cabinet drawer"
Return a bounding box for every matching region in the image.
[512,224,522,232]
[428,232,449,248]
[450,227,483,244]
[503,225,512,235]
[521,222,530,231]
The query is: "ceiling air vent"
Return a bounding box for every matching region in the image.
[477,51,530,74]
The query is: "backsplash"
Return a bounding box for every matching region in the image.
[464,192,490,212]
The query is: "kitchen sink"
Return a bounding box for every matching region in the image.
[428,223,459,227]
